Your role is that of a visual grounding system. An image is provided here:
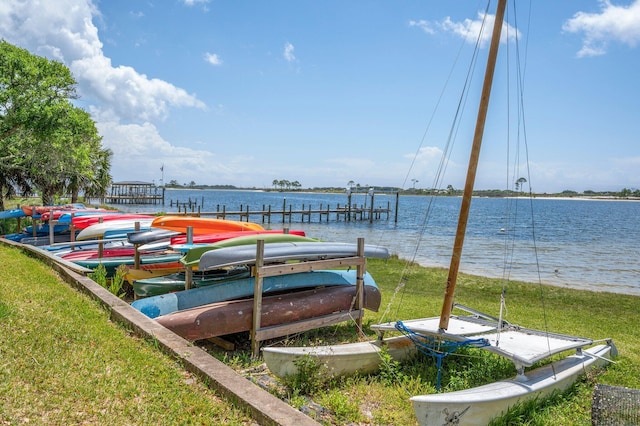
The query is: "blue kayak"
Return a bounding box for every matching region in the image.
[0,208,26,220]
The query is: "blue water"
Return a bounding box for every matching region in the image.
[115,189,640,296]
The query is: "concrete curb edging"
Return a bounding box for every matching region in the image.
[3,240,320,426]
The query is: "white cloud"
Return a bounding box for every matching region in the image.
[97,120,229,184]
[412,12,520,47]
[283,42,296,62]
[182,0,211,6]
[204,52,223,66]
[563,0,640,57]
[0,0,212,184]
[412,146,443,163]
[0,0,205,123]
[409,20,435,34]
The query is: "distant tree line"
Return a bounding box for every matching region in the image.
[271,179,302,191]
[0,40,112,209]
[162,178,639,199]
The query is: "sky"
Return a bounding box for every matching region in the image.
[1,0,639,193]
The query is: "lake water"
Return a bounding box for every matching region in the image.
[115,189,640,296]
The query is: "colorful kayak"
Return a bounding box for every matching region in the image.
[131,269,376,319]
[15,234,74,246]
[198,241,391,271]
[127,229,183,245]
[0,208,27,220]
[132,265,252,298]
[47,239,131,255]
[136,229,308,252]
[151,216,264,234]
[24,223,70,235]
[124,267,186,286]
[39,209,116,221]
[178,233,317,266]
[72,213,153,230]
[169,229,306,246]
[60,246,166,261]
[76,218,155,241]
[71,251,183,276]
[21,203,87,218]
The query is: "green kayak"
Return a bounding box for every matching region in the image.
[179,233,317,268]
[133,265,251,298]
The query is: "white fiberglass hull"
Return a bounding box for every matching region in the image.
[411,343,613,426]
[262,335,416,378]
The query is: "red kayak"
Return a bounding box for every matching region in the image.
[61,247,139,261]
[169,229,306,245]
[72,214,155,230]
[40,209,117,221]
[21,204,85,217]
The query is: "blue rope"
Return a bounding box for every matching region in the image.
[395,320,490,391]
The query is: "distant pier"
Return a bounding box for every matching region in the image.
[105,181,164,205]
[167,192,399,224]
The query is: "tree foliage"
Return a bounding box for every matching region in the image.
[0,40,112,208]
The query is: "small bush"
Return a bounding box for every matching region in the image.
[283,354,329,395]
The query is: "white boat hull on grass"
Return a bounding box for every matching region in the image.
[262,335,417,378]
[411,343,615,426]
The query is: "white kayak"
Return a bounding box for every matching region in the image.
[198,241,390,270]
[76,218,154,241]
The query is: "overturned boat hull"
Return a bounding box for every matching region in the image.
[156,284,381,341]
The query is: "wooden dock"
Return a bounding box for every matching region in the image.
[105,181,165,205]
[170,201,396,224]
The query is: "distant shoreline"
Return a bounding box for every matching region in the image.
[511,195,640,202]
[160,186,640,201]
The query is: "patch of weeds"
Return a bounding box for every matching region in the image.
[109,265,128,298]
[318,388,361,423]
[89,263,107,287]
[440,348,513,392]
[286,391,308,410]
[378,347,406,385]
[222,350,254,370]
[89,264,128,298]
[282,354,329,395]
[399,372,434,396]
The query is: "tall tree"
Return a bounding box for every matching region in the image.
[0,40,111,207]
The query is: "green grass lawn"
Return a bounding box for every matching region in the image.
[0,244,253,425]
[2,242,639,426]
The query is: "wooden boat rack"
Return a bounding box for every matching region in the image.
[249,238,367,357]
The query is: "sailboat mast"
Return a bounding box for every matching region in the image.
[439,0,508,331]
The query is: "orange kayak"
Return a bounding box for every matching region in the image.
[151,216,264,234]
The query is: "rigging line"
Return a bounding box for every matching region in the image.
[498,0,533,343]
[412,0,490,246]
[399,5,477,191]
[512,2,554,354]
[498,0,514,346]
